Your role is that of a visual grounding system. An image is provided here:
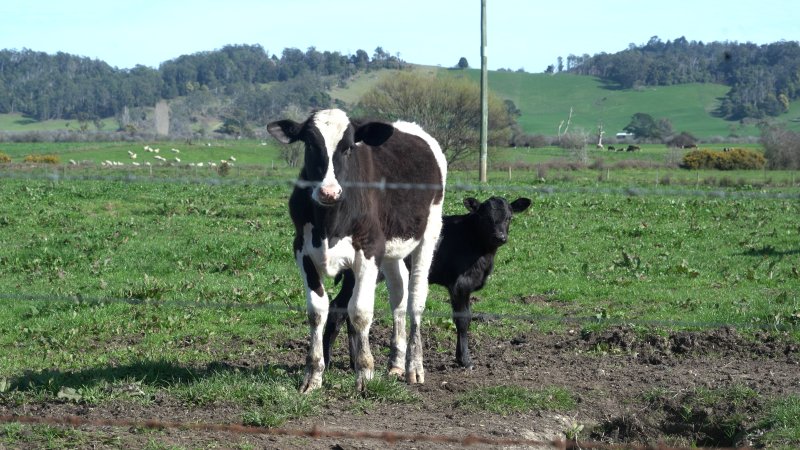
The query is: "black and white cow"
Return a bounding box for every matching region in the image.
[323,196,531,371]
[267,109,447,392]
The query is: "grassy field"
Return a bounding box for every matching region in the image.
[0,141,798,447]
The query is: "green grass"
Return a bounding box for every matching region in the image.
[760,396,800,448]
[0,150,798,443]
[456,385,576,415]
[0,113,78,132]
[0,139,284,166]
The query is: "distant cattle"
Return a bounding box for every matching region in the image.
[268,109,447,392]
[324,196,532,371]
[607,145,616,151]
[627,145,641,152]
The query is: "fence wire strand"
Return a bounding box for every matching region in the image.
[0,292,795,332]
[1,168,799,200]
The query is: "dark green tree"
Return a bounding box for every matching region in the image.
[624,113,660,139]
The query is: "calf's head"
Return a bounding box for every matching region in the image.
[267,109,394,206]
[464,196,532,247]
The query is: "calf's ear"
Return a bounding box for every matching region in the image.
[354,122,394,147]
[463,197,480,212]
[267,119,302,144]
[510,197,532,213]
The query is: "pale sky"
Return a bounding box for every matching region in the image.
[1,0,798,72]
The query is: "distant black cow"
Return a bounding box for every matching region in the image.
[323,196,532,370]
[268,109,447,392]
[627,144,641,152]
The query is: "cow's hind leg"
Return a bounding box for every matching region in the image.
[406,237,439,384]
[349,253,379,391]
[382,258,409,377]
[298,254,329,393]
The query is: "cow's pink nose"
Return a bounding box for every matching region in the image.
[318,184,341,203]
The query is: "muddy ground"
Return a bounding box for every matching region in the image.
[2,324,798,449]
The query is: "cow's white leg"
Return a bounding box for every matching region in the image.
[297,253,328,394]
[382,258,408,377]
[406,208,443,384]
[349,252,379,391]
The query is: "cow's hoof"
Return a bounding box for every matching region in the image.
[406,369,425,384]
[356,368,374,392]
[300,375,322,394]
[388,366,405,379]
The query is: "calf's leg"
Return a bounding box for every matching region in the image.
[298,254,329,393]
[323,270,356,370]
[349,253,379,391]
[451,288,474,369]
[382,258,409,377]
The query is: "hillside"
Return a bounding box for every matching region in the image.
[4,66,800,140]
[333,67,800,139]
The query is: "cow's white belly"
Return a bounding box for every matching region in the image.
[384,237,419,260]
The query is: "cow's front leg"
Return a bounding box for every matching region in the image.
[298,254,328,394]
[349,253,379,391]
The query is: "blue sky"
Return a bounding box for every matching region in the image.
[1,0,798,72]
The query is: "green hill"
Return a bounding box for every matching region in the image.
[337,67,800,139]
[4,67,800,139]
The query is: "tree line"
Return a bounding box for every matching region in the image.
[565,36,800,121]
[0,44,404,122]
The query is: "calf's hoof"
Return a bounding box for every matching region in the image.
[355,368,374,392]
[300,373,323,394]
[388,366,405,379]
[406,368,425,384]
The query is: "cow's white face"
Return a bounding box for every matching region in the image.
[310,109,351,205]
[267,108,395,207]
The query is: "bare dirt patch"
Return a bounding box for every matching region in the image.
[2,325,798,449]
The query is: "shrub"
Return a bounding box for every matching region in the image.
[23,154,60,164]
[761,125,800,169]
[0,152,11,163]
[680,149,765,170]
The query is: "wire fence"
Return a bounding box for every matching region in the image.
[1,292,796,333]
[1,166,800,200]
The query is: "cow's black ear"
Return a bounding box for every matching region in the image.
[267,119,302,144]
[464,197,480,212]
[510,197,532,213]
[354,122,394,147]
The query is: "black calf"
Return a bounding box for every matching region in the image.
[323,196,532,370]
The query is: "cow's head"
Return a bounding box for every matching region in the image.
[464,196,532,247]
[268,109,393,206]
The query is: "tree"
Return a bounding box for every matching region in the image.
[666,131,698,148]
[456,57,469,69]
[624,112,659,139]
[357,72,514,164]
[761,123,800,169]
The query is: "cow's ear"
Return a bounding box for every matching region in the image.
[354,122,394,147]
[464,197,480,213]
[510,197,532,213]
[267,119,302,144]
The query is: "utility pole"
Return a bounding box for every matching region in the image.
[479,0,488,182]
